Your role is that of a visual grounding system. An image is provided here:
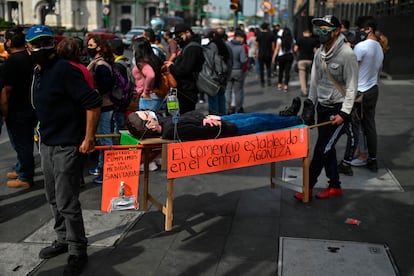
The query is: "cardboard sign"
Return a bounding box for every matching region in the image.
[167,127,308,179]
[101,149,141,212]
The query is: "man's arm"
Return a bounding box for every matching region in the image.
[79,107,100,154]
[0,85,11,122]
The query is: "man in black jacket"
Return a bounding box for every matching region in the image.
[165,24,204,114]
[26,25,102,276]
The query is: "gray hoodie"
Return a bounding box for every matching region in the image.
[309,34,358,117]
[227,39,247,70]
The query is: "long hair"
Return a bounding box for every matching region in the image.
[281,27,293,53]
[89,35,114,64]
[132,37,162,89]
[212,28,230,62]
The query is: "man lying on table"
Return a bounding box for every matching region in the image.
[127,97,315,142]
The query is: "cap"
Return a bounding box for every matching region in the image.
[25,25,53,42]
[312,15,341,28]
[173,23,190,34]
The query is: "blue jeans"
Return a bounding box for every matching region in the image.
[6,110,37,182]
[97,110,113,169]
[139,98,164,112]
[41,144,87,256]
[208,88,226,115]
[112,111,125,133]
[222,113,302,135]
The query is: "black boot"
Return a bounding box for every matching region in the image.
[301,99,315,125]
[279,97,301,117]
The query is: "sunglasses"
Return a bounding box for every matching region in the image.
[316,27,337,35]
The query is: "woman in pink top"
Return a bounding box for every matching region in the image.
[131,37,163,111]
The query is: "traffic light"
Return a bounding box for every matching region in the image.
[230,0,239,12]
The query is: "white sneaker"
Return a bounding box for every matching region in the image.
[140,161,158,172]
[351,158,368,167]
[153,157,163,166]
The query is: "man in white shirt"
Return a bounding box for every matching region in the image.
[338,16,384,174]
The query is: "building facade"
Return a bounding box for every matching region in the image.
[0,0,167,33]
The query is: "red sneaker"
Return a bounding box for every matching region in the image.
[315,187,343,199]
[294,190,313,201]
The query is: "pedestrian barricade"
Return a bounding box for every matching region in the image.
[95,125,310,231]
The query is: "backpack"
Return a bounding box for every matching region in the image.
[111,60,134,109]
[92,58,134,109]
[186,42,229,97]
[153,69,177,98]
[151,45,166,62]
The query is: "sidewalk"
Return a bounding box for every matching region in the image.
[1,74,414,276]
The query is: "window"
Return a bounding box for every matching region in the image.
[121,5,131,14]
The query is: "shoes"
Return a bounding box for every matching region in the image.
[283,85,289,92]
[294,189,313,201]
[237,107,244,113]
[63,254,88,276]
[315,187,343,199]
[351,158,368,167]
[7,171,18,179]
[7,179,31,188]
[140,161,159,172]
[88,166,102,176]
[39,240,68,259]
[227,107,236,115]
[93,175,103,184]
[198,99,205,104]
[301,99,315,125]
[366,159,378,172]
[153,157,163,166]
[279,97,301,117]
[338,162,353,176]
[277,83,282,90]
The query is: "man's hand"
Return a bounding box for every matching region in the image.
[79,138,95,154]
[203,118,222,127]
[331,114,344,125]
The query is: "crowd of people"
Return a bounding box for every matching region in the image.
[0,14,389,275]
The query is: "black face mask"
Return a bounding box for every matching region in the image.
[354,31,368,45]
[31,47,56,67]
[318,32,332,44]
[174,37,186,48]
[87,47,97,58]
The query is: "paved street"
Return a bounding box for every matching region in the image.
[1,72,414,276]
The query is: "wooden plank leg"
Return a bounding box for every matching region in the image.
[302,156,310,203]
[165,178,174,231]
[270,162,276,189]
[142,148,150,210]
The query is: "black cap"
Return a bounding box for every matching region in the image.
[312,15,341,28]
[173,23,190,34]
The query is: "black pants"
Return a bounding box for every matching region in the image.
[342,85,379,161]
[258,55,272,85]
[310,103,349,189]
[277,53,294,86]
